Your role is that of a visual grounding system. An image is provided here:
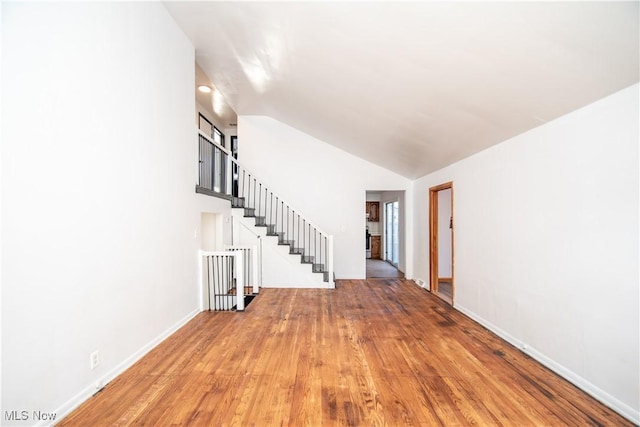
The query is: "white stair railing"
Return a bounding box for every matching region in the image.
[224,245,259,294]
[199,250,244,311]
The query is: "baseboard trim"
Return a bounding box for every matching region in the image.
[455,304,639,425]
[335,274,365,280]
[413,277,430,290]
[50,308,201,427]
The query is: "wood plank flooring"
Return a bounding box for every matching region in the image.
[437,280,453,305]
[58,279,632,426]
[366,259,404,278]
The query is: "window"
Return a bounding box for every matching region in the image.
[213,126,225,148]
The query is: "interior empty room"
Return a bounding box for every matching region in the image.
[2,2,638,426]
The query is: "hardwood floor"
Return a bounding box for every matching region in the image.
[366,259,404,278]
[59,279,631,426]
[437,279,453,305]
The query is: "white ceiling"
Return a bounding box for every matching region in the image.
[166,1,639,179]
[195,62,237,128]
[194,63,238,132]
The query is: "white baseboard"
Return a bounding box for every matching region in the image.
[50,308,200,427]
[455,304,640,425]
[413,277,429,290]
[335,274,364,280]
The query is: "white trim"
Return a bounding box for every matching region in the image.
[327,236,335,288]
[235,251,245,311]
[199,248,204,310]
[51,309,200,427]
[336,274,364,280]
[198,129,230,155]
[251,245,259,292]
[455,304,640,425]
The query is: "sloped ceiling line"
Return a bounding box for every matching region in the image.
[166,1,639,179]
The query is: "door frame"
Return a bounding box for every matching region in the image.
[429,182,454,303]
[384,200,399,267]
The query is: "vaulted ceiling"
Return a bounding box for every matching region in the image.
[165,1,639,179]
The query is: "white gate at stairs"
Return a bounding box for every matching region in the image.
[199,246,259,312]
[224,245,259,294]
[200,250,244,311]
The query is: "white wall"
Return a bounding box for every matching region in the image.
[1,3,231,424]
[412,84,639,422]
[196,102,224,132]
[238,116,411,279]
[437,189,452,277]
[225,127,238,139]
[201,213,222,251]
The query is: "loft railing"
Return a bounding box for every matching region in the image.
[196,130,334,286]
[197,130,229,197]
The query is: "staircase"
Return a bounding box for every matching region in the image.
[196,129,334,289]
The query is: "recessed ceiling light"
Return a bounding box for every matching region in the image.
[198,85,212,93]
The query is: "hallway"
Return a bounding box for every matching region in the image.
[365,259,404,279]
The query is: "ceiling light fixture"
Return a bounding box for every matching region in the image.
[198,85,212,93]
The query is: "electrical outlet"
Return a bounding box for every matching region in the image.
[90,351,100,370]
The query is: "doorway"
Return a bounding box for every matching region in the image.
[365,191,405,279]
[429,182,454,305]
[384,200,399,267]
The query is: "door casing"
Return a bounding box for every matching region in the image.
[429,182,454,303]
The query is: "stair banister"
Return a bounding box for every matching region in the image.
[229,156,331,239]
[196,126,334,287]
